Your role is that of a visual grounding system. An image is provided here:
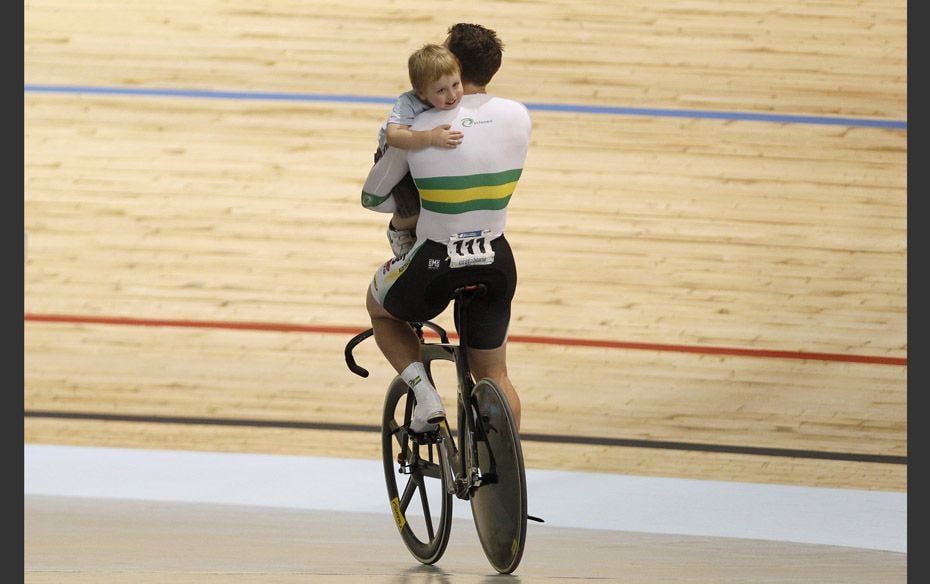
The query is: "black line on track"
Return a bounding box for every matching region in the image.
[24,410,906,465]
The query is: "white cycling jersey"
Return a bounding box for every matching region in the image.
[361,93,532,244]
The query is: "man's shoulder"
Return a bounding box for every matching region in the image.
[410,94,529,129]
[493,95,529,110]
[471,93,528,111]
[478,95,531,119]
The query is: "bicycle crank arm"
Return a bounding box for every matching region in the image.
[435,421,461,497]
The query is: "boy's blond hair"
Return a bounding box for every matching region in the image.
[408,44,460,94]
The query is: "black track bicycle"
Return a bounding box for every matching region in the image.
[344,283,530,574]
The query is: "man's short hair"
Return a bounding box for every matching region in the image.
[445,23,503,87]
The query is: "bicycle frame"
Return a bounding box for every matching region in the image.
[344,285,491,500]
[421,338,486,500]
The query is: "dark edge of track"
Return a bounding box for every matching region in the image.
[23,410,906,465]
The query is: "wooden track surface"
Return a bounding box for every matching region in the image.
[24,0,907,493]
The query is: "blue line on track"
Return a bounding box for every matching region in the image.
[24,83,907,129]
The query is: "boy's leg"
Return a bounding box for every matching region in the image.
[386,171,420,257]
[390,171,420,219]
[375,146,420,257]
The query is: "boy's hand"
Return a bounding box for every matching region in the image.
[430,124,464,149]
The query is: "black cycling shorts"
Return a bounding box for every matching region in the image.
[377,236,517,350]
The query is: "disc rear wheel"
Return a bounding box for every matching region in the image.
[468,378,528,574]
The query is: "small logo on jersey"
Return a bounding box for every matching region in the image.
[461,117,492,127]
[428,258,442,270]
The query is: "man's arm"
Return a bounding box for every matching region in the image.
[385,123,463,150]
[361,145,411,212]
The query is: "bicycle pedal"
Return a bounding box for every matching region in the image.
[408,428,441,443]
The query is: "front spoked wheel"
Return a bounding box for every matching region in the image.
[381,376,454,565]
[469,378,528,574]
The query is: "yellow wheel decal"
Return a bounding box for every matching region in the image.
[390,496,406,530]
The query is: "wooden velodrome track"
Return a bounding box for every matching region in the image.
[24,0,906,581]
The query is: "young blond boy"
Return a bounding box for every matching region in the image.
[373,44,464,257]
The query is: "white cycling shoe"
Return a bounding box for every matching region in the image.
[387,224,416,258]
[410,387,446,433]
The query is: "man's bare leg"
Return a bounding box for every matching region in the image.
[366,288,421,372]
[366,288,445,431]
[468,344,521,430]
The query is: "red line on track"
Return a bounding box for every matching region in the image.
[23,312,907,366]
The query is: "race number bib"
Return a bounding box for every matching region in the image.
[448,230,496,268]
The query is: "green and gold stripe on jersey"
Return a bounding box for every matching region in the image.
[415,169,523,214]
